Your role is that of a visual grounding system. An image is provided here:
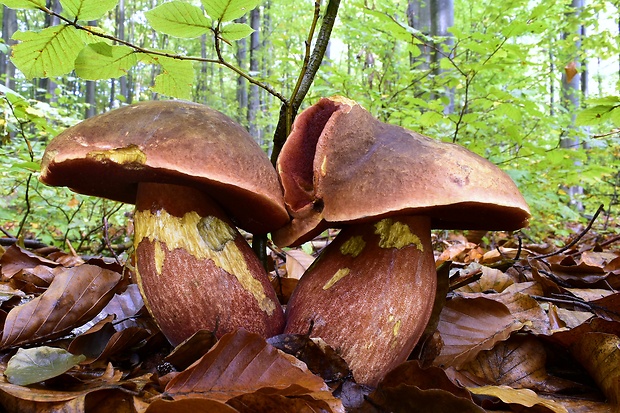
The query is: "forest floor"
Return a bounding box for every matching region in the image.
[0,212,619,413]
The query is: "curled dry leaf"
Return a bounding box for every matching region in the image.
[433,296,523,368]
[0,264,122,348]
[459,335,579,394]
[365,385,486,413]
[0,245,59,280]
[284,249,316,280]
[455,265,515,294]
[571,332,620,406]
[163,329,343,412]
[468,385,569,413]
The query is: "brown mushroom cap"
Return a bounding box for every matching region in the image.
[275,96,531,246]
[40,100,288,234]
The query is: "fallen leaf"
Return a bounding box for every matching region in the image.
[0,245,59,280]
[469,385,568,412]
[433,297,523,368]
[571,332,620,406]
[268,333,351,383]
[0,264,122,348]
[285,249,315,280]
[365,385,486,413]
[4,346,86,385]
[459,335,578,394]
[163,329,343,412]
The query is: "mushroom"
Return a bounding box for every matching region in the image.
[40,100,288,346]
[274,96,531,386]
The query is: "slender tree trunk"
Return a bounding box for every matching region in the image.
[561,0,585,210]
[117,0,128,104]
[430,0,454,113]
[1,6,17,90]
[407,0,431,69]
[235,16,248,124]
[248,8,261,145]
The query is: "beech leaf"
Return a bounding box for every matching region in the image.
[434,297,523,368]
[164,329,342,412]
[0,264,122,348]
[5,346,86,386]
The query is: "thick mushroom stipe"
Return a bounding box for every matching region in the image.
[135,183,284,345]
[285,215,436,386]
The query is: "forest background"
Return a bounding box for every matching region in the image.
[1,0,619,254]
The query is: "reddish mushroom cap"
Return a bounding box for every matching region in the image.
[40,100,288,234]
[275,96,531,246]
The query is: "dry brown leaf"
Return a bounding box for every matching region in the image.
[0,245,59,280]
[0,264,122,348]
[459,335,579,394]
[455,265,514,294]
[145,398,238,412]
[267,333,351,383]
[571,332,620,406]
[284,249,315,280]
[163,329,343,412]
[433,297,523,368]
[469,385,568,412]
[364,385,486,413]
[379,360,472,400]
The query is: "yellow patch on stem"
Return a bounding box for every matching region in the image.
[340,235,366,257]
[154,241,165,275]
[134,209,276,315]
[320,156,328,177]
[322,268,351,290]
[88,144,147,165]
[374,218,423,250]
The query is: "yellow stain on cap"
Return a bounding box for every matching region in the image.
[374,218,423,251]
[88,144,146,165]
[134,209,276,315]
[340,235,366,257]
[320,156,328,177]
[323,267,351,290]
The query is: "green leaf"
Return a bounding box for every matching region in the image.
[202,0,260,23]
[59,0,119,20]
[11,26,85,78]
[142,54,194,99]
[11,161,40,172]
[5,347,86,386]
[220,22,254,41]
[0,0,45,9]
[146,1,211,38]
[75,43,137,79]
[575,105,616,126]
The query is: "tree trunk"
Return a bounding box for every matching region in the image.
[117,0,129,104]
[407,0,431,69]
[1,6,17,90]
[429,0,454,113]
[561,0,585,210]
[235,15,248,124]
[248,8,261,145]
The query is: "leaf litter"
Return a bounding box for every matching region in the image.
[0,218,619,412]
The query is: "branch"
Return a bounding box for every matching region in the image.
[270,0,341,164]
[37,6,287,103]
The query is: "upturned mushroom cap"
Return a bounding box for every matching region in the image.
[40,100,288,234]
[274,96,531,246]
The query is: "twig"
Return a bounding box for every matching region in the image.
[531,204,605,260]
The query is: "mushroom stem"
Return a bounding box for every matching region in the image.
[134,182,284,346]
[284,215,437,386]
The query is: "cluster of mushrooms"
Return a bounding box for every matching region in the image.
[40,97,530,386]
